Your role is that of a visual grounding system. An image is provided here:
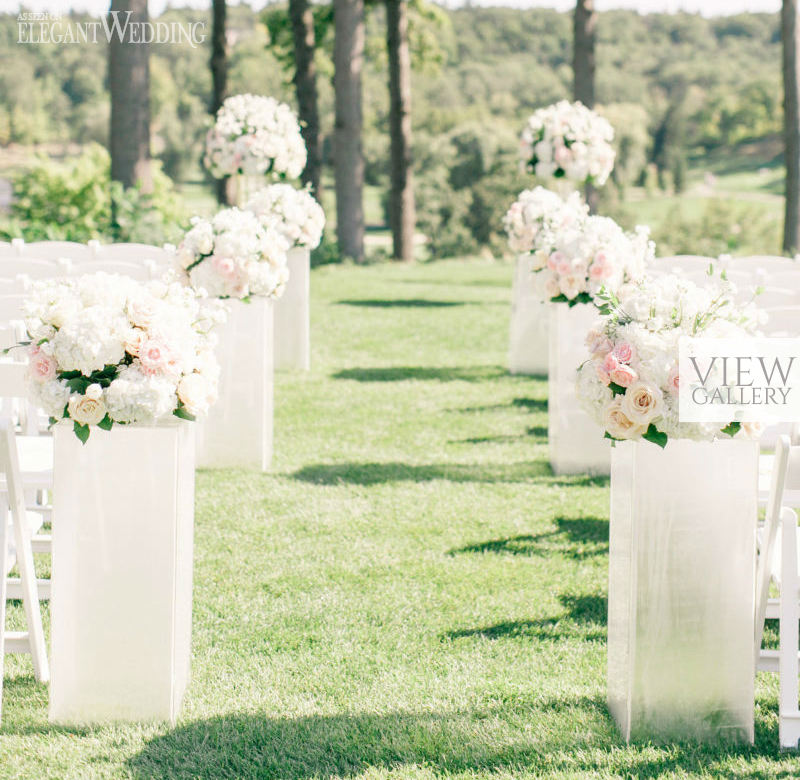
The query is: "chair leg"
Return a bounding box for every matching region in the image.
[11,510,48,684]
[779,508,800,750]
[0,508,9,722]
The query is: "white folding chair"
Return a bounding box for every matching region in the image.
[0,418,50,721]
[21,241,94,261]
[90,242,173,266]
[0,257,69,281]
[756,435,800,748]
[0,364,53,562]
[69,258,162,282]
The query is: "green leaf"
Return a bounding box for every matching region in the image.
[642,424,668,449]
[173,406,196,422]
[73,421,90,445]
[66,376,92,394]
[722,421,741,437]
[97,414,113,431]
[608,381,627,396]
[603,431,619,447]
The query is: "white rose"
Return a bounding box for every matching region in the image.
[68,394,107,426]
[177,373,216,417]
[622,380,663,427]
[603,397,647,440]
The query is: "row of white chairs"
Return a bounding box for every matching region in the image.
[0,239,174,265]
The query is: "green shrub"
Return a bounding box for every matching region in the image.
[1,144,187,245]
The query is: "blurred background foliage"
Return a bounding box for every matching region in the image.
[0,6,785,257]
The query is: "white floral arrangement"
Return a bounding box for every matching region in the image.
[245,184,325,250]
[532,215,653,306]
[576,271,762,448]
[520,100,615,186]
[21,273,224,443]
[176,207,290,300]
[204,94,306,180]
[503,187,588,255]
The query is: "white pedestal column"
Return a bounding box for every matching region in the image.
[548,303,610,475]
[49,421,195,724]
[274,247,310,372]
[608,438,758,743]
[509,256,548,376]
[197,298,273,471]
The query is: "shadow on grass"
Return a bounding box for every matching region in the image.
[444,593,608,642]
[449,516,608,560]
[291,461,609,488]
[332,365,508,383]
[336,298,466,308]
[452,426,548,445]
[127,697,783,779]
[452,396,548,413]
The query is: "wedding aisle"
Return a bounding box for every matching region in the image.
[0,259,793,778]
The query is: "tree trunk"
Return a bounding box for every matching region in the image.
[333,0,365,263]
[574,0,597,212]
[290,0,323,200]
[573,0,596,109]
[386,0,415,262]
[108,0,151,192]
[784,0,800,253]
[210,0,233,206]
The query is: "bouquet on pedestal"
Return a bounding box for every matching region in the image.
[204,94,306,181]
[520,100,615,187]
[245,183,325,251]
[21,273,223,441]
[176,208,290,300]
[576,272,763,447]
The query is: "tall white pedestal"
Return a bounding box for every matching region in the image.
[608,438,758,743]
[50,421,195,724]
[197,298,273,470]
[548,303,610,475]
[274,247,310,372]
[509,255,548,376]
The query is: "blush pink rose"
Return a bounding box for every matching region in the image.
[547,251,565,271]
[138,339,171,375]
[603,352,620,373]
[667,364,680,396]
[554,145,572,167]
[212,255,239,281]
[609,363,638,388]
[596,363,611,386]
[28,347,56,383]
[613,342,635,364]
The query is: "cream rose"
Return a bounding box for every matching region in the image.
[622,380,663,427]
[68,394,107,426]
[603,397,646,440]
[177,373,215,416]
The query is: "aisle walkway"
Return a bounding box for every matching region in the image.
[0,260,794,778]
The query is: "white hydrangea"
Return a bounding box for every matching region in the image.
[503,187,588,255]
[20,273,222,440]
[245,184,325,250]
[176,207,291,300]
[575,270,762,445]
[204,94,306,180]
[520,100,615,186]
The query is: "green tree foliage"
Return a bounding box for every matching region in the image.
[0,7,784,256]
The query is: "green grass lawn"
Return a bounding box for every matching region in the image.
[0,259,795,778]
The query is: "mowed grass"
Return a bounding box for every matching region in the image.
[0,258,794,778]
